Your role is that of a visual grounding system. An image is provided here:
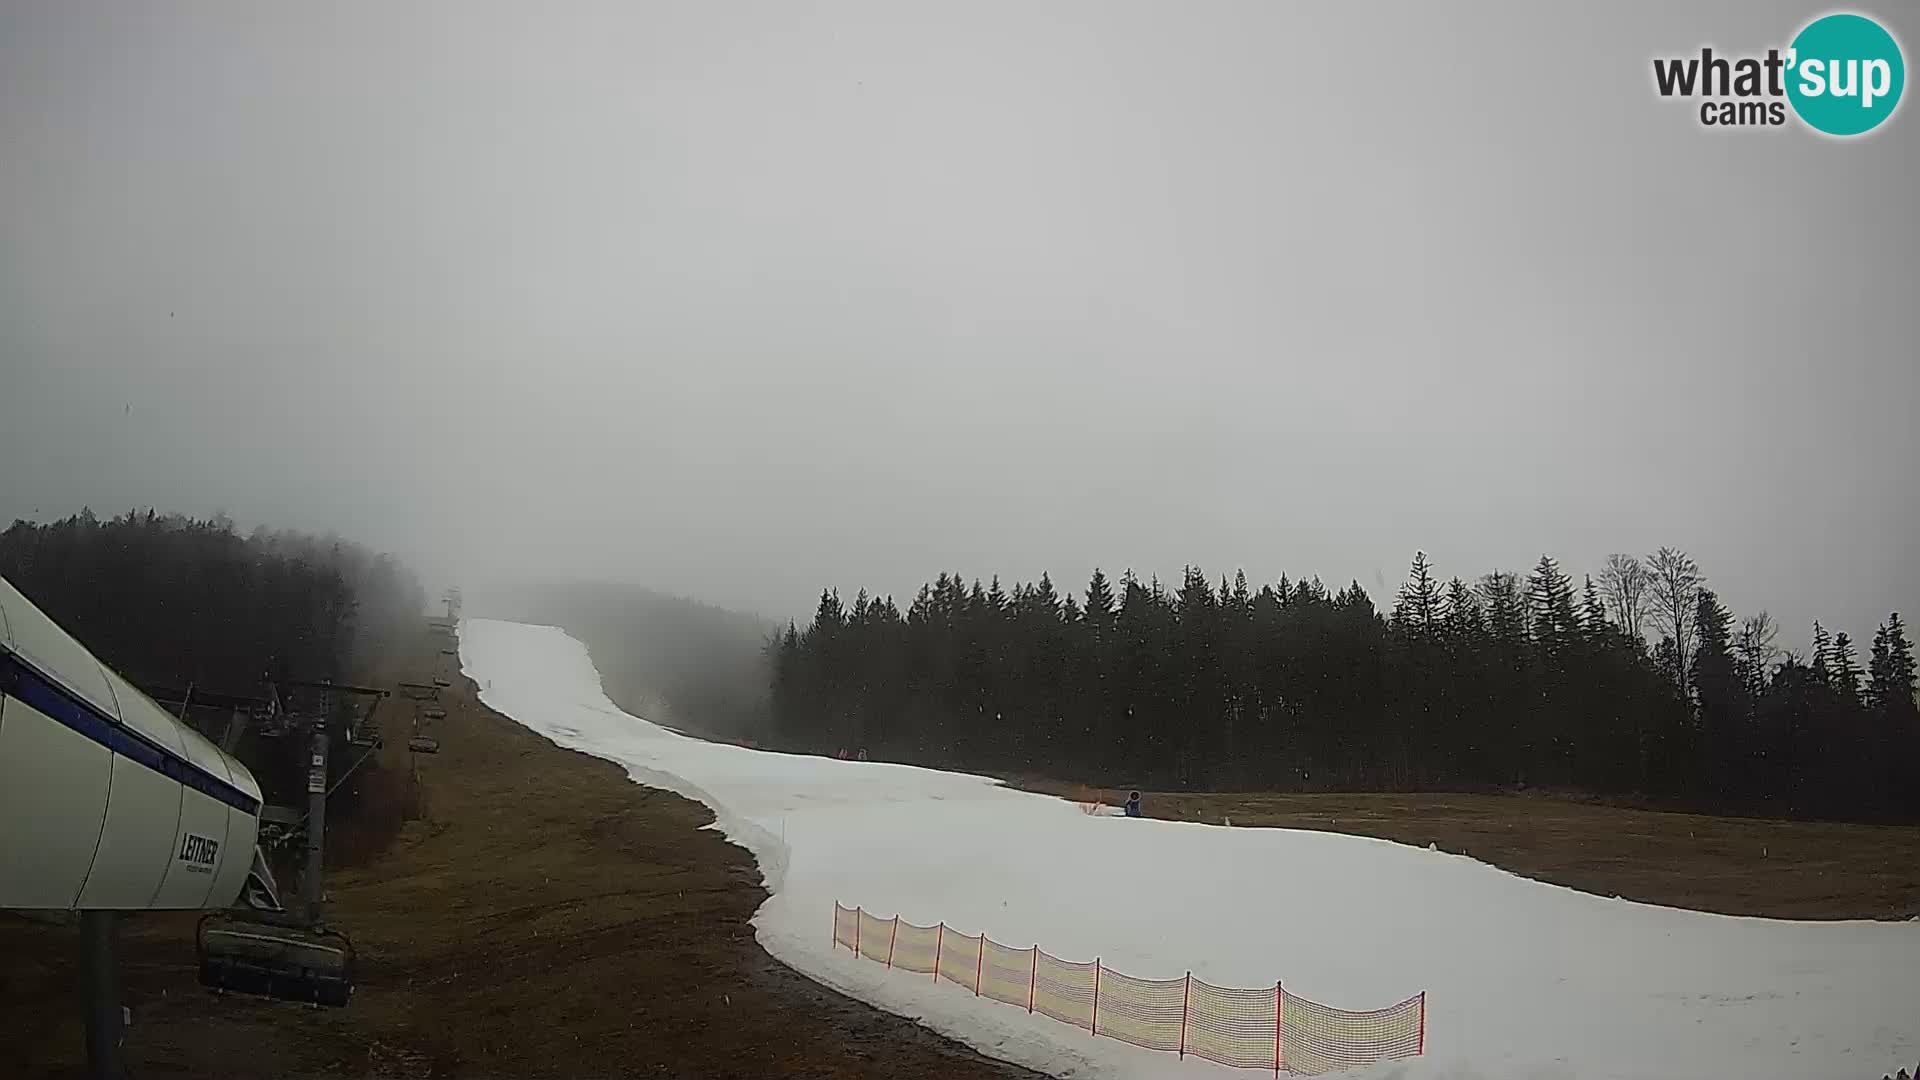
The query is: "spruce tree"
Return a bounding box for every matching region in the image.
[1870,624,1894,710]
[1526,555,1577,651]
[1033,572,1061,618]
[1869,614,1916,711]
[1084,568,1115,626]
[1479,571,1526,649]
[1689,589,1746,800]
[1810,621,1833,686]
[1230,570,1251,615]
[1889,614,1916,700]
[1580,575,1610,639]
[1830,633,1862,705]
[1394,550,1443,636]
[1442,577,1482,639]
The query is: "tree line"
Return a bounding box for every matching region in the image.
[770,550,1918,822]
[1,508,424,696]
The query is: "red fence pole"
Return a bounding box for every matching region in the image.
[832,902,838,951]
[1028,947,1038,1013]
[854,907,861,958]
[1178,971,1191,1058]
[933,923,944,983]
[1091,959,1101,1037]
[1274,981,1284,1077]
[1418,991,1426,1055]
[974,936,985,996]
[886,916,899,968]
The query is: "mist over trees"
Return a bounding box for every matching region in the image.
[472,581,775,740]
[0,509,424,694]
[771,552,1919,823]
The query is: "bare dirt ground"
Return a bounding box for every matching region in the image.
[0,625,1042,1080]
[1044,784,1920,920]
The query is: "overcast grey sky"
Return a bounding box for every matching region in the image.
[1,1,1914,645]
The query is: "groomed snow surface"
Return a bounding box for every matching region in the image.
[460,619,1918,1080]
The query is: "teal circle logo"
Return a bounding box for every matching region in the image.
[1786,13,1905,136]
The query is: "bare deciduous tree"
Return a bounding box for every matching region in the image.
[1736,612,1780,698]
[1598,553,1650,643]
[1646,547,1703,693]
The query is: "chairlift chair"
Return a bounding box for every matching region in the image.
[195,850,356,1007]
[408,736,441,755]
[198,915,355,1007]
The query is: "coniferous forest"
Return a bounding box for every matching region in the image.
[771,550,1919,823]
[1,509,424,695]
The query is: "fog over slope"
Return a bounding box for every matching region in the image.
[469,580,776,741]
[2,3,1914,647]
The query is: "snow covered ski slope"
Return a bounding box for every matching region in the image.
[460,618,1919,1080]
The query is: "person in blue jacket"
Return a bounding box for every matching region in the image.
[1123,790,1142,817]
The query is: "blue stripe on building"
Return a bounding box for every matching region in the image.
[0,647,262,816]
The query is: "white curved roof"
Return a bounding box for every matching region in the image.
[0,574,261,814]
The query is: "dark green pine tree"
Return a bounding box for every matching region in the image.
[1867,613,1919,816]
[1883,613,1916,813]
[1441,577,1482,640]
[1084,568,1115,627]
[1032,572,1061,618]
[1480,571,1527,650]
[815,588,845,629]
[1652,635,1683,690]
[1526,555,1577,651]
[1689,588,1747,801]
[1580,575,1608,637]
[1868,614,1915,711]
[1393,550,1443,637]
[1887,614,1916,701]
[1870,623,1895,710]
[1830,632,1863,706]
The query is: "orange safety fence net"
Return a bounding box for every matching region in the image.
[831,901,1426,1076]
[1034,949,1095,1031]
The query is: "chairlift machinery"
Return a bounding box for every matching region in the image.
[127,680,387,1014]
[0,574,392,1078]
[150,680,388,1026]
